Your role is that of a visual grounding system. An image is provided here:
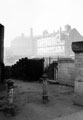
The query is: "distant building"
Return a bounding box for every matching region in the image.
[4,29,33,65]
[4,24,83,65]
[10,24,83,59]
[34,30,65,57]
[10,32,33,57]
[34,24,83,58]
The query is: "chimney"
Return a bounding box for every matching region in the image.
[30,28,33,38]
[43,30,48,36]
[65,24,71,32]
[60,27,62,33]
[60,27,62,40]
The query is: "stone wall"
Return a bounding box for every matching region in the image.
[57,58,76,86]
[72,41,83,105]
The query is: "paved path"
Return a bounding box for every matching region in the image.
[54,111,83,120]
[0,80,83,120]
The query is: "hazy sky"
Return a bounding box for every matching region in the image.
[0,0,83,47]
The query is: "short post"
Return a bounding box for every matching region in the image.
[41,73,48,103]
[6,79,14,108]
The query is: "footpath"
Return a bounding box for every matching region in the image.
[0,80,83,120]
[54,111,83,120]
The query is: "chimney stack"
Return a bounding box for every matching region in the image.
[30,28,33,38]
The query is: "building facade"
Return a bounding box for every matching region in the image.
[34,24,83,58]
[35,32,65,57]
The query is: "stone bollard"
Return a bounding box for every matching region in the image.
[72,41,83,106]
[41,73,48,103]
[6,79,14,108]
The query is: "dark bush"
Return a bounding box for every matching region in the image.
[4,66,11,79]
[11,57,44,82]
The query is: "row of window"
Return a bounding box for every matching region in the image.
[37,51,64,56]
[37,37,65,47]
[37,46,65,55]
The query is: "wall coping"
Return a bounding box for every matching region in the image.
[58,58,74,63]
[72,41,83,53]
